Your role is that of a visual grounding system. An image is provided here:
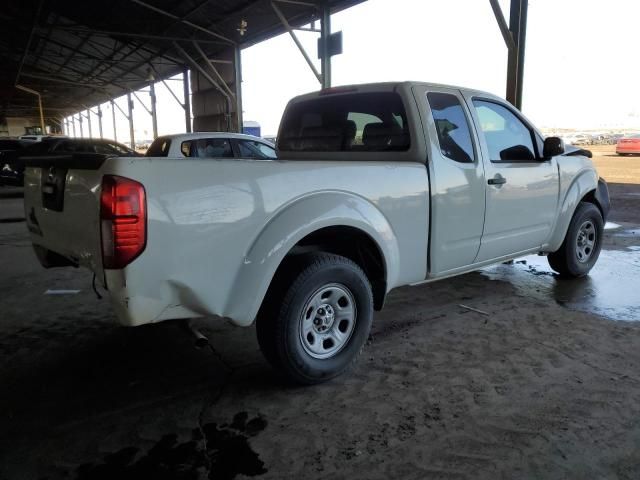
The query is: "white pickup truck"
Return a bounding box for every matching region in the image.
[23,82,610,384]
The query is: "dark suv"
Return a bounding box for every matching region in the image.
[0,137,140,186]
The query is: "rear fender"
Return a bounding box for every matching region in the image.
[223,191,399,326]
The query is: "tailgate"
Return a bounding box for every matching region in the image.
[23,153,111,276]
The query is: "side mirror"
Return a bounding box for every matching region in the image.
[543,136,565,158]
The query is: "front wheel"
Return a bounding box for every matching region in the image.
[256,253,373,385]
[548,202,603,277]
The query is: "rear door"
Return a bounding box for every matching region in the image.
[464,95,559,262]
[413,85,486,275]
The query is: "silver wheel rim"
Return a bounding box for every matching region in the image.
[299,283,357,360]
[576,220,597,263]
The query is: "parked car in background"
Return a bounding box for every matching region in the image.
[146,132,277,159]
[616,134,640,155]
[19,134,63,143]
[1,137,139,186]
[0,139,28,185]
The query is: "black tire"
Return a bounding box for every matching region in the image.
[548,202,603,277]
[256,253,373,385]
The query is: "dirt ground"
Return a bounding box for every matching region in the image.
[1,146,640,479]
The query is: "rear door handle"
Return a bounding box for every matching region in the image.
[488,175,507,185]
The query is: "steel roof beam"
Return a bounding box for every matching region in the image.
[54,26,228,45]
[15,0,44,85]
[131,0,235,45]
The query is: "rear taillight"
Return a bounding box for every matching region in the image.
[100,175,146,269]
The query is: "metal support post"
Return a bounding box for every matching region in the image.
[174,42,232,131]
[78,113,84,137]
[183,67,192,133]
[320,4,331,89]
[505,0,528,110]
[86,109,92,138]
[97,105,103,138]
[514,0,528,110]
[234,46,243,133]
[150,82,158,139]
[71,115,76,137]
[15,84,46,134]
[127,92,135,149]
[111,100,117,142]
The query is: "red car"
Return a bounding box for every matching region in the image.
[616,134,640,155]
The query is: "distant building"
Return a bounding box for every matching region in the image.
[243,120,261,138]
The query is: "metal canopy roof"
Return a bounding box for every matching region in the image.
[1,0,364,120]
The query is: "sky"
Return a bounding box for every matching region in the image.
[64,0,640,142]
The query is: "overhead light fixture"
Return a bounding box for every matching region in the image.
[237,19,247,36]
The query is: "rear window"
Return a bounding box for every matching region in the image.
[146,137,172,157]
[278,92,410,152]
[21,140,56,155]
[0,140,23,150]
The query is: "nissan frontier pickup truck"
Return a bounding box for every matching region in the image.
[23,82,610,384]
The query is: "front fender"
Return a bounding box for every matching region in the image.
[222,191,400,326]
[546,167,598,252]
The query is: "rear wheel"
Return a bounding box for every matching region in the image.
[548,202,603,277]
[256,253,373,385]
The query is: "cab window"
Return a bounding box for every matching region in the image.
[473,100,537,162]
[427,92,475,163]
[279,92,410,153]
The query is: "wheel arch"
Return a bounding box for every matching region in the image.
[222,191,400,326]
[546,168,599,252]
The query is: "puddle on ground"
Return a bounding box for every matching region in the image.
[482,247,640,321]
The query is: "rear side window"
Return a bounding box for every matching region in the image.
[146,137,172,157]
[182,138,233,158]
[278,92,410,152]
[237,140,277,159]
[427,92,475,163]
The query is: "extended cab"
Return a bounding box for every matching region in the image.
[23,82,610,384]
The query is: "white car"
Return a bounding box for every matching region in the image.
[19,134,66,143]
[145,132,276,159]
[23,82,609,384]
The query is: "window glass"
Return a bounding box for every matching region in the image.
[279,92,410,152]
[237,140,277,159]
[427,92,475,163]
[0,140,23,150]
[146,137,172,157]
[473,100,536,161]
[190,138,233,158]
[94,143,118,155]
[347,112,384,147]
[109,143,134,155]
[55,140,81,153]
[181,141,192,157]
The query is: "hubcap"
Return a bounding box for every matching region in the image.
[576,220,596,263]
[299,283,357,359]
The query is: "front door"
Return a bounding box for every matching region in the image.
[464,96,559,262]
